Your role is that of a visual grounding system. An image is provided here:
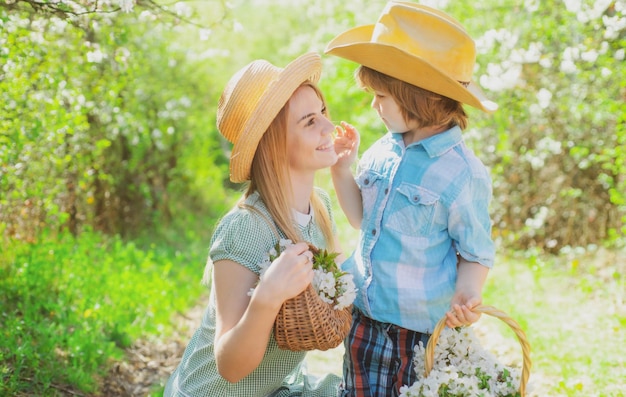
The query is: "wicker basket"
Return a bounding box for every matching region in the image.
[425,305,532,396]
[273,283,352,351]
[245,206,353,351]
[273,244,353,351]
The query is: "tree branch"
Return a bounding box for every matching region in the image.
[0,0,230,30]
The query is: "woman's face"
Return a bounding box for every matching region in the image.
[286,85,337,174]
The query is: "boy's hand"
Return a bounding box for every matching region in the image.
[445,292,482,328]
[333,121,360,169]
[446,259,489,328]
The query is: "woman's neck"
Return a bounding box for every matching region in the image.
[289,172,314,214]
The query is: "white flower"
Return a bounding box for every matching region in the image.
[118,0,134,13]
[334,273,357,310]
[86,49,105,63]
[314,270,337,298]
[400,327,521,397]
[250,240,357,310]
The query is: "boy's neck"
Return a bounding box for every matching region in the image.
[402,124,448,146]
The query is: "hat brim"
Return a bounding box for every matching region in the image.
[229,53,322,183]
[325,25,497,113]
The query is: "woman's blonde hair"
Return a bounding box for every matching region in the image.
[356,66,468,130]
[242,82,335,251]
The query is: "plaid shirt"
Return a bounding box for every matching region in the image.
[343,126,495,334]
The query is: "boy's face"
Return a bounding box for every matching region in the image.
[371,90,414,134]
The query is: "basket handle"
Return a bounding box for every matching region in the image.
[424,305,531,397]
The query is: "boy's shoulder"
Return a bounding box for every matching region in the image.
[364,131,396,150]
[453,142,490,174]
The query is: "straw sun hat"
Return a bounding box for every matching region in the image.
[217,52,322,183]
[325,1,497,113]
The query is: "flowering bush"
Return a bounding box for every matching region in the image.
[251,239,357,311]
[400,326,522,397]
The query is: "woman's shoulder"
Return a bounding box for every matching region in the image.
[313,186,335,218]
[210,196,279,271]
[313,186,331,203]
[214,199,275,241]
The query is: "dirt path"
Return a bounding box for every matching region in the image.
[96,299,206,397]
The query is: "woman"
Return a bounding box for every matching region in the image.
[164,52,343,396]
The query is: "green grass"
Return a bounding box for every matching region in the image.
[481,249,625,396]
[0,229,207,396]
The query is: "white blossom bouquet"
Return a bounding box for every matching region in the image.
[400,326,523,397]
[252,239,357,311]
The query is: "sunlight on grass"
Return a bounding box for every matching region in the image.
[306,345,345,378]
[482,251,625,397]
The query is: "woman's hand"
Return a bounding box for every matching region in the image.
[256,242,314,306]
[213,242,314,382]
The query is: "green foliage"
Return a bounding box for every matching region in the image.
[311,246,342,276]
[5,0,622,252]
[0,6,231,241]
[448,0,626,252]
[0,230,206,395]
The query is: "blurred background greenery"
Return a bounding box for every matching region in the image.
[1,0,624,395]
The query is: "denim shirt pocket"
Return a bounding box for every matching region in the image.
[356,170,384,221]
[385,183,440,237]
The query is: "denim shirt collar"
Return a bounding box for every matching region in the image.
[391,125,463,158]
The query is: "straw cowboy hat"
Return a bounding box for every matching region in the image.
[217,52,322,183]
[325,1,497,113]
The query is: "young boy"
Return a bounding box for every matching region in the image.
[326,2,498,395]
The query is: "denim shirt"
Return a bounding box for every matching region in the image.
[342,126,495,333]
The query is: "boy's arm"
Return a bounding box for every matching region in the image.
[331,166,362,229]
[445,256,489,328]
[445,167,494,328]
[332,122,363,229]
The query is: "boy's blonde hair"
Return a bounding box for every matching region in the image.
[356,66,468,130]
[245,82,335,251]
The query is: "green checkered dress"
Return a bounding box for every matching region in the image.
[164,190,341,397]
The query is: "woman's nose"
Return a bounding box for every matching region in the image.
[322,117,335,135]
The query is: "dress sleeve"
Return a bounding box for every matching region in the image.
[209,207,278,274]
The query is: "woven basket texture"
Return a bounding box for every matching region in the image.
[274,283,352,351]
[425,305,532,396]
